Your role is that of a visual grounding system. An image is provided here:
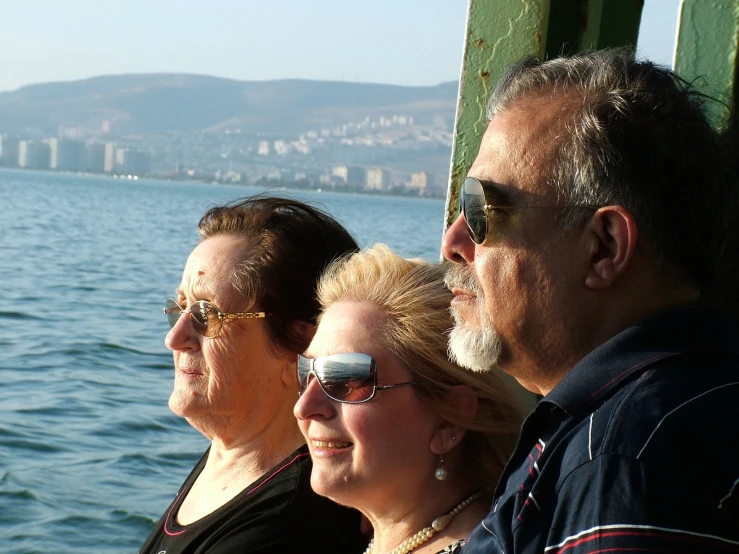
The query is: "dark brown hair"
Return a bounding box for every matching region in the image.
[197,195,359,354]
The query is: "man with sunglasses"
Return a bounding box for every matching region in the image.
[443,49,739,554]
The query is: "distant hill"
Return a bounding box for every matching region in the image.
[0,74,459,136]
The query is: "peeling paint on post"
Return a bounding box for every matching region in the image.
[674,0,739,128]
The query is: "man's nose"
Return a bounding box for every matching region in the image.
[442,212,476,264]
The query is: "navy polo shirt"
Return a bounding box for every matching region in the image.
[463,307,739,554]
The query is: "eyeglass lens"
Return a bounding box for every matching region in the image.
[164,298,222,338]
[298,353,376,403]
[461,177,487,245]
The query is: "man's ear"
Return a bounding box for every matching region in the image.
[584,206,637,290]
[429,386,478,454]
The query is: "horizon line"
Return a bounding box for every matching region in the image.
[0,72,461,94]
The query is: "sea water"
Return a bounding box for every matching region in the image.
[0,168,446,553]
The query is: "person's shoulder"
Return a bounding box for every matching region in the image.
[198,448,365,553]
[279,451,367,551]
[251,447,364,535]
[286,453,361,521]
[249,446,311,495]
[594,353,739,459]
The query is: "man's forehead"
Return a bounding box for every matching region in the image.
[470,94,574,193]
[488,95,569,146]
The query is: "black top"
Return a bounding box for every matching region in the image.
[436,539,465,553]
[463,307,739,554]
[139,445,366,554]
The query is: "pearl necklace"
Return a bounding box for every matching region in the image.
[363,491,483,554]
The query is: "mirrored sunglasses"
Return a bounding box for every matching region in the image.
[459,176,600,244]
[164,298,268,339]
[459,176,490,245]
[297,352,417,404]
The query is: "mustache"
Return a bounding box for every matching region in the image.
[444,264,483,298]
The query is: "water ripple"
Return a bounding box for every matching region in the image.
[0,489,38,501]
[0,311,42,320]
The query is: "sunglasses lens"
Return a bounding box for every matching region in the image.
[462,177,487,244]
[299,353,375,403]
[297,355,312,393]
[165,298,182,328]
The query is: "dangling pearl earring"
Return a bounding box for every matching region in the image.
[435,441,448,481]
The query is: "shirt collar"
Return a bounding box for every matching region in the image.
[542,306,739,415]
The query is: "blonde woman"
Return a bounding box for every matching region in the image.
[294,245,527,554]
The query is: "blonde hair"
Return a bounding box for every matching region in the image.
[316,244,525,492]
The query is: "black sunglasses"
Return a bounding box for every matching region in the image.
[459,176,600,244]
[297,352,417,404]
[164,298,268,339]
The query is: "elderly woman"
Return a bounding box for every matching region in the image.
[294,244,527,554]
[140,197,366,554]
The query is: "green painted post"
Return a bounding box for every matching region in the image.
[579,0,643,51]
[443,0,548,237]
[674,0,739,127]
[444,0,644,232]
[547,0,642,55]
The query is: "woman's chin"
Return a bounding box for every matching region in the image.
[168,390,208,418]
[309,466,358,504]
[310,478,344,503]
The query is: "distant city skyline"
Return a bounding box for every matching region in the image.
[0,0,679,93]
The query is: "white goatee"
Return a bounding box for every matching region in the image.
[444,265,502,372]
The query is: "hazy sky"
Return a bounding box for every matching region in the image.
[0,0,680,93]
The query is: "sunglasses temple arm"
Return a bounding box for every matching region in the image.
[376,381,417,391]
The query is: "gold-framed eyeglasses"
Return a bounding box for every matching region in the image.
[164,298,268,339]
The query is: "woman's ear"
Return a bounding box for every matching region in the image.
[280,352,298,387]
[429,386,478,454]
[280,320,316,387]
[293,320,317,351]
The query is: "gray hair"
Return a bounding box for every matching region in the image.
[487,48,734,296]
